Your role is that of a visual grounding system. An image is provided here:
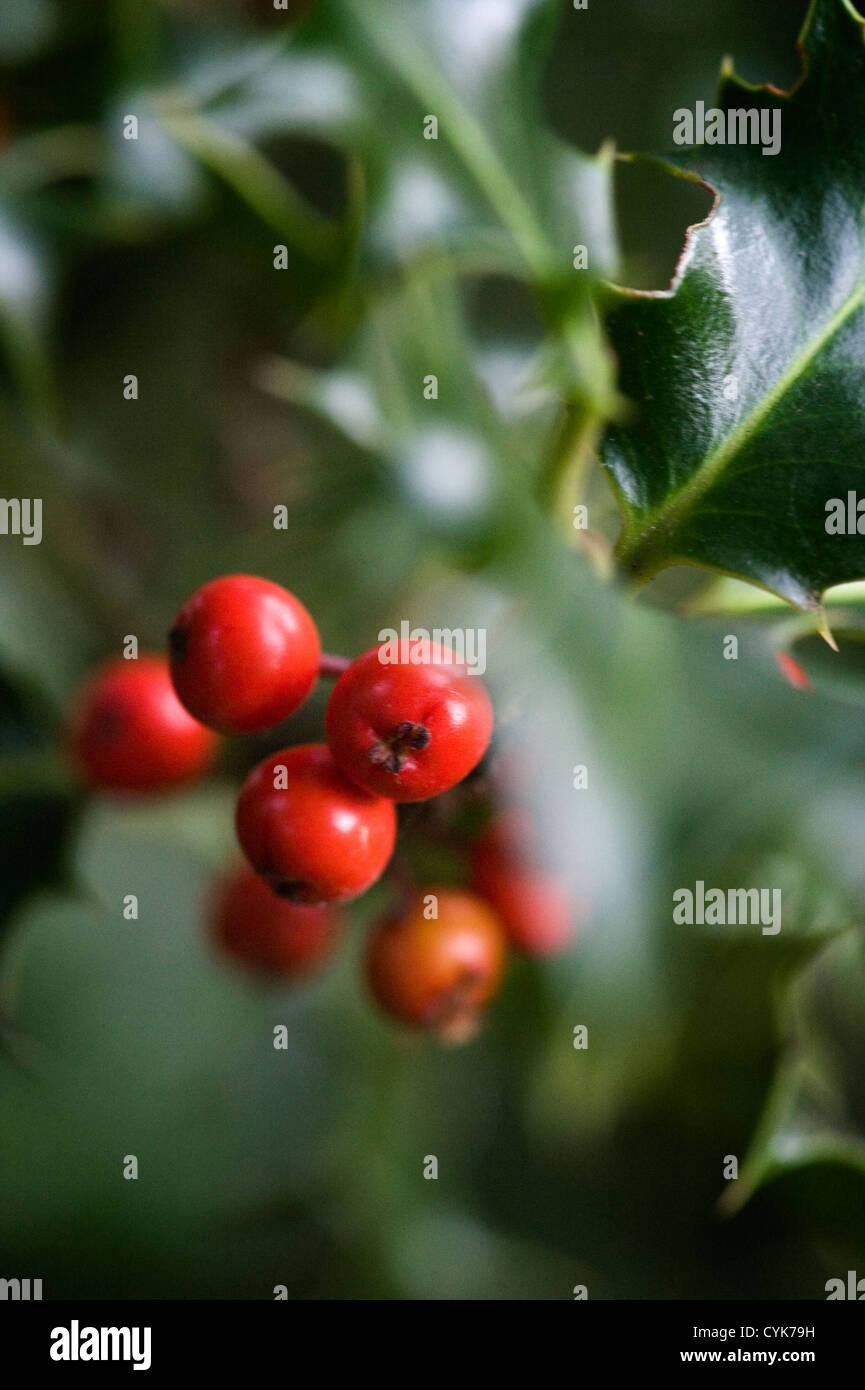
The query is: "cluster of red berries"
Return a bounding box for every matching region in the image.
[68,575,575,1039]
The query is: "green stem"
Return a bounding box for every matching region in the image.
[159,108,341,262]
[539,402,596,524]
[342,0,554,280]
[615,523,674,589]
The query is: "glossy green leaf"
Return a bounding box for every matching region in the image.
[603,0,865,613]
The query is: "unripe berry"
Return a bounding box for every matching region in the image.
[235,743,397,903]
[366,887,507,1037]
[325,640,493,802]
[469,814,576,955]
[211,862,340,978]
[169,575,320,734]
[68,654,218,793]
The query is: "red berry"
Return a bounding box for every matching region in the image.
[68,654,218,793]
[211,862,340,978]
[775,650,812,691]
[469,814,577,955]
[325,640,493,802]
[169,575,320,734]
[365,887,507,1037]
[235,743,397,903]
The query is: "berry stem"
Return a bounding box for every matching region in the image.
[319,653,351,679]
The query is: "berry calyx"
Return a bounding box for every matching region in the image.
[169,575,320,734]
[367,720,431,773]
[365,886,507,1038]
[68,654,219,794]
[235,743,397,903]
[211,862,340,978]
[325,640,493,802]
[469,813,577,955]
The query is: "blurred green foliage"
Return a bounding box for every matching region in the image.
[0,0,862,1300]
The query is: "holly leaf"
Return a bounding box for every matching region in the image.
[722,928,865,1213]
[603,0,865,614]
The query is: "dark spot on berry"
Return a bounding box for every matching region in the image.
[367,722,430,774]
[272,878,308,902]
[169,626,188,660]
